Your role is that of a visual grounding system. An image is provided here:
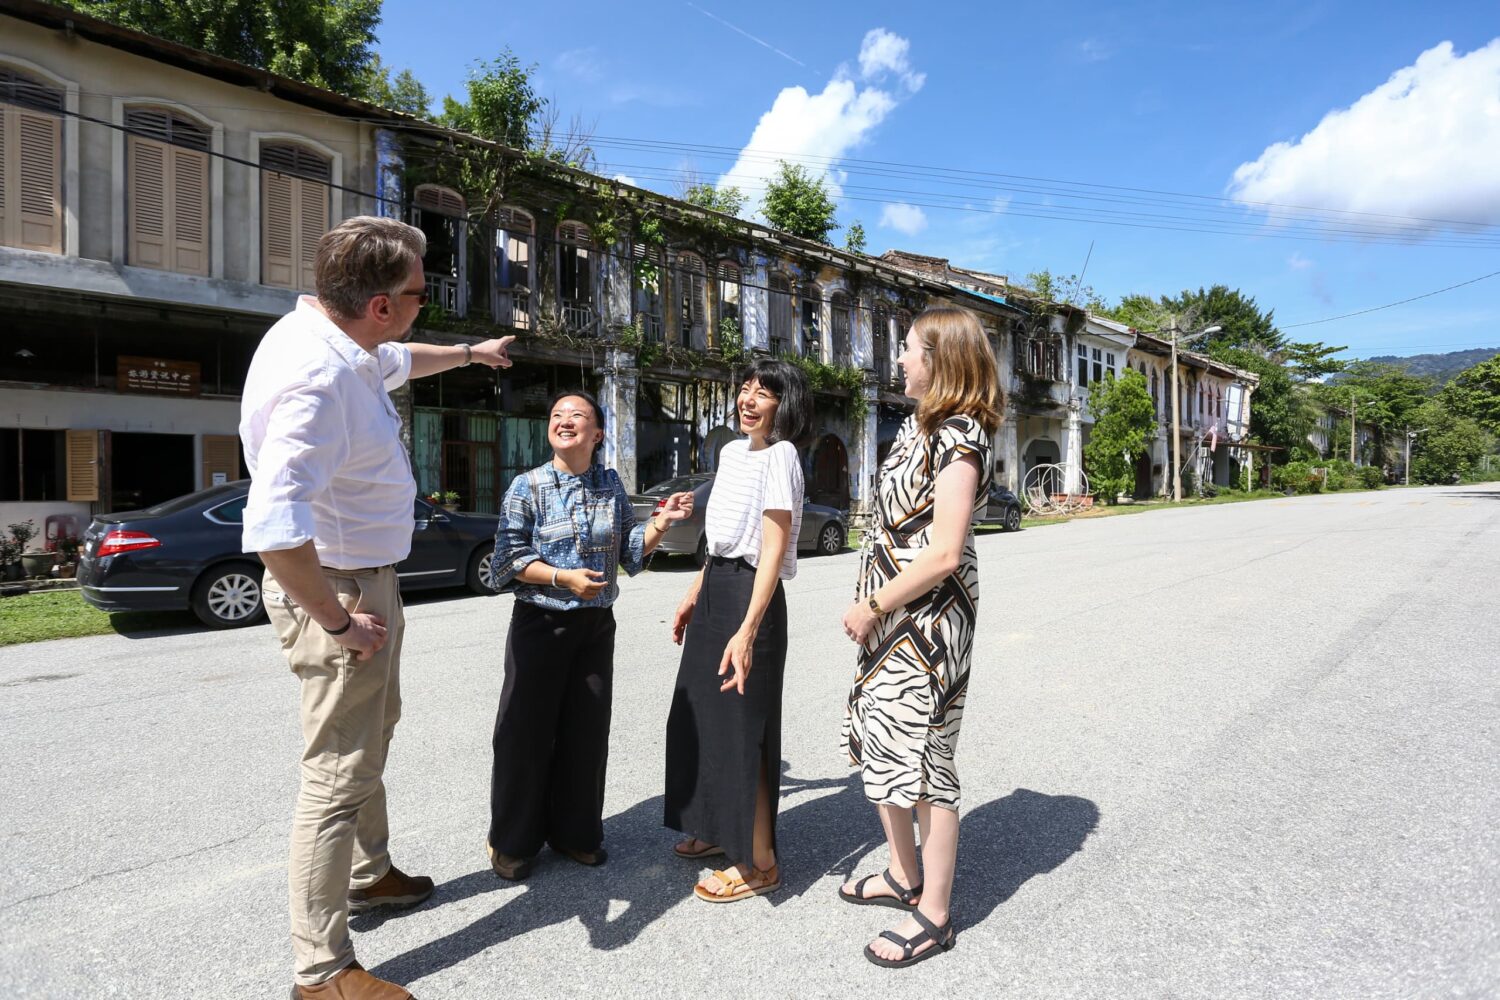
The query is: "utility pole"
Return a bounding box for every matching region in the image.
[1349,394,1357,464]
[1170,318,1182,502]
[1404,427,1412,486]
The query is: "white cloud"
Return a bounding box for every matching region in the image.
[556,47,602,83]
[880,202,928,235]
[613,173,637,186]
[1287,252,1315,270]
[1229,39,1500,232]
[858,28,925,92]
[717,30,921,207]
[1077,38,1112,63]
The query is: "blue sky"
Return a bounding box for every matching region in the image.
[376,1,1500,360]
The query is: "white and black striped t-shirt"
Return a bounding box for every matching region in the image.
[705,438,804,580]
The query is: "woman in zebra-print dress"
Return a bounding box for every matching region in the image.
[838,306,1001,968]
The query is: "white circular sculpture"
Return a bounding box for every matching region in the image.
[1022,462,1092,515]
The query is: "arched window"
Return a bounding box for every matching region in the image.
[259,142,332,291]
[632,241,664,342]
[716,260,741,344]
[410,183,466,313]
[493,206,534,329]
[0,67,64,254]
[799,281,822,359]
[1150,369,1160,412]
[556,221,595,334]
[125,107,211,274]
[768,272,794,354]
[677,252,707,347]
[829,289,853,364]
[872,303,892,383]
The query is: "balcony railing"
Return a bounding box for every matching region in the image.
[1014,334,1064,382]
[640,312,664,343]
[561,300,597,336]
[425,273,462,316]
[494,286,531,329]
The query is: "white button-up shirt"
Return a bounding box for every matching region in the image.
[240,296,416,569]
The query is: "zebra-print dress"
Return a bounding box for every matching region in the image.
[841,413,992,810]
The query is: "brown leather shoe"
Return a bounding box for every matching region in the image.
[486,841,534,881]
[347,865,434,914]
[552,844,608,866]
[291,962,412,999]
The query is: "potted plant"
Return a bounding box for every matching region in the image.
[50,533,83,576]
[0,535,20,582]
[9,521,52,578]
[425,490,461,512]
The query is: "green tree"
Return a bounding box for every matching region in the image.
[1083,369,1157,504]
[683,183,746,218]
[360,54,432,116]
[440,52,548,151]
[60,0,381,96]
[1026,269,1108,313]
[844,220,867,254]
[1439,352,1500,436]
[1410,400,1491,484]
[761,161,838,243]
[1162,285,1286,354]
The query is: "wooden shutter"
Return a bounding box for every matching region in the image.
[171,146,208,275]
[0,107,7,241]
[297,177,328,291]
[127,135,168,268]
[65,430,99,502]
[261,170,295,287]
[201,435,241,489]
[15,108,61,253]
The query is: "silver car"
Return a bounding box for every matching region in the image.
[630,473,848,565]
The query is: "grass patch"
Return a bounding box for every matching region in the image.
[0,590,190,647]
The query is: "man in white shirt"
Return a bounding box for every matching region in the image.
[241,216,513,1000]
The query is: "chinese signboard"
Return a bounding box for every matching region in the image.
[117,356,201,396]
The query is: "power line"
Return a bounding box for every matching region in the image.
[1281,269,1500,329]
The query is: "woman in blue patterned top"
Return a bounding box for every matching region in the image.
[487,388,694,881]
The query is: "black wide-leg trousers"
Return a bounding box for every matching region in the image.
[489,601,616,858]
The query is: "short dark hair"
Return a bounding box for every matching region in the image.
[738,358,813,448]
[546,388,606,456]
[314,216,427,321]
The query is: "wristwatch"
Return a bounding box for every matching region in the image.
[867,594,886,616]
[460,343,473,367]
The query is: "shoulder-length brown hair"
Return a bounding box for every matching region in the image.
[912,306,1003,436]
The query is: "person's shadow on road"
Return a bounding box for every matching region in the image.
[367,775,1097,985]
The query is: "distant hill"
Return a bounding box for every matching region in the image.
[1357,347,1499,386]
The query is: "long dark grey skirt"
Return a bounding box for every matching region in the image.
[663,555,787,868]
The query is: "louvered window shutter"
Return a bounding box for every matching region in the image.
[261,169,295,287]
[15,108,61,253]
[200,435,241,489]
[127,135,168,268]
[0,107,8,241]
[65,430,99,502]
[298,177,328,291]
[171,146,208,275]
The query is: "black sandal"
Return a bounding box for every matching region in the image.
[863,910,956,968]
[838,869,923,911]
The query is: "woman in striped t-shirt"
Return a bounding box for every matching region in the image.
[664,358,812,903]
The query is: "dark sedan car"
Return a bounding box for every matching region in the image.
[974,483,1023,531]
[77,481,501,628]
[628,473,848,565]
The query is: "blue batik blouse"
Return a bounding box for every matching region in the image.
[492,462,649,611]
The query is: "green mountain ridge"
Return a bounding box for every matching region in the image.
[1354,347,1499,387]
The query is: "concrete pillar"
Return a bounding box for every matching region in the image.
[850,379,879,524]
[1064,404,1083,494]
[1001,406,1021,493]
[600,346,639,491]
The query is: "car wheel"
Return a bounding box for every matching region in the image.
[817,522,844,556]
[466,546,499,595]
[694,535,708,567]
[191,562,265,629]
[1005,506,1022,532]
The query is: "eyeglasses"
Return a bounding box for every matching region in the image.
[392,287,429,306]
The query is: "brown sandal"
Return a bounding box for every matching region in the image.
[693,864,781,903]
[673,837,725,860]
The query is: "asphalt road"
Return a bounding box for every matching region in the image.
[3,483,1497,999]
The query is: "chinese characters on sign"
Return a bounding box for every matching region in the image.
[117,356,201,397]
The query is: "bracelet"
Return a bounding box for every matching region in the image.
[323,611,353,636]
[652,515,671,532]
[460,343,473,367]
[867,594,886,616]
[550,567,560,588]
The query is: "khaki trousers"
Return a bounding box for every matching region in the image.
[263,565,405,987]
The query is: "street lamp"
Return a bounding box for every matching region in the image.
[1170,323,1220,502]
